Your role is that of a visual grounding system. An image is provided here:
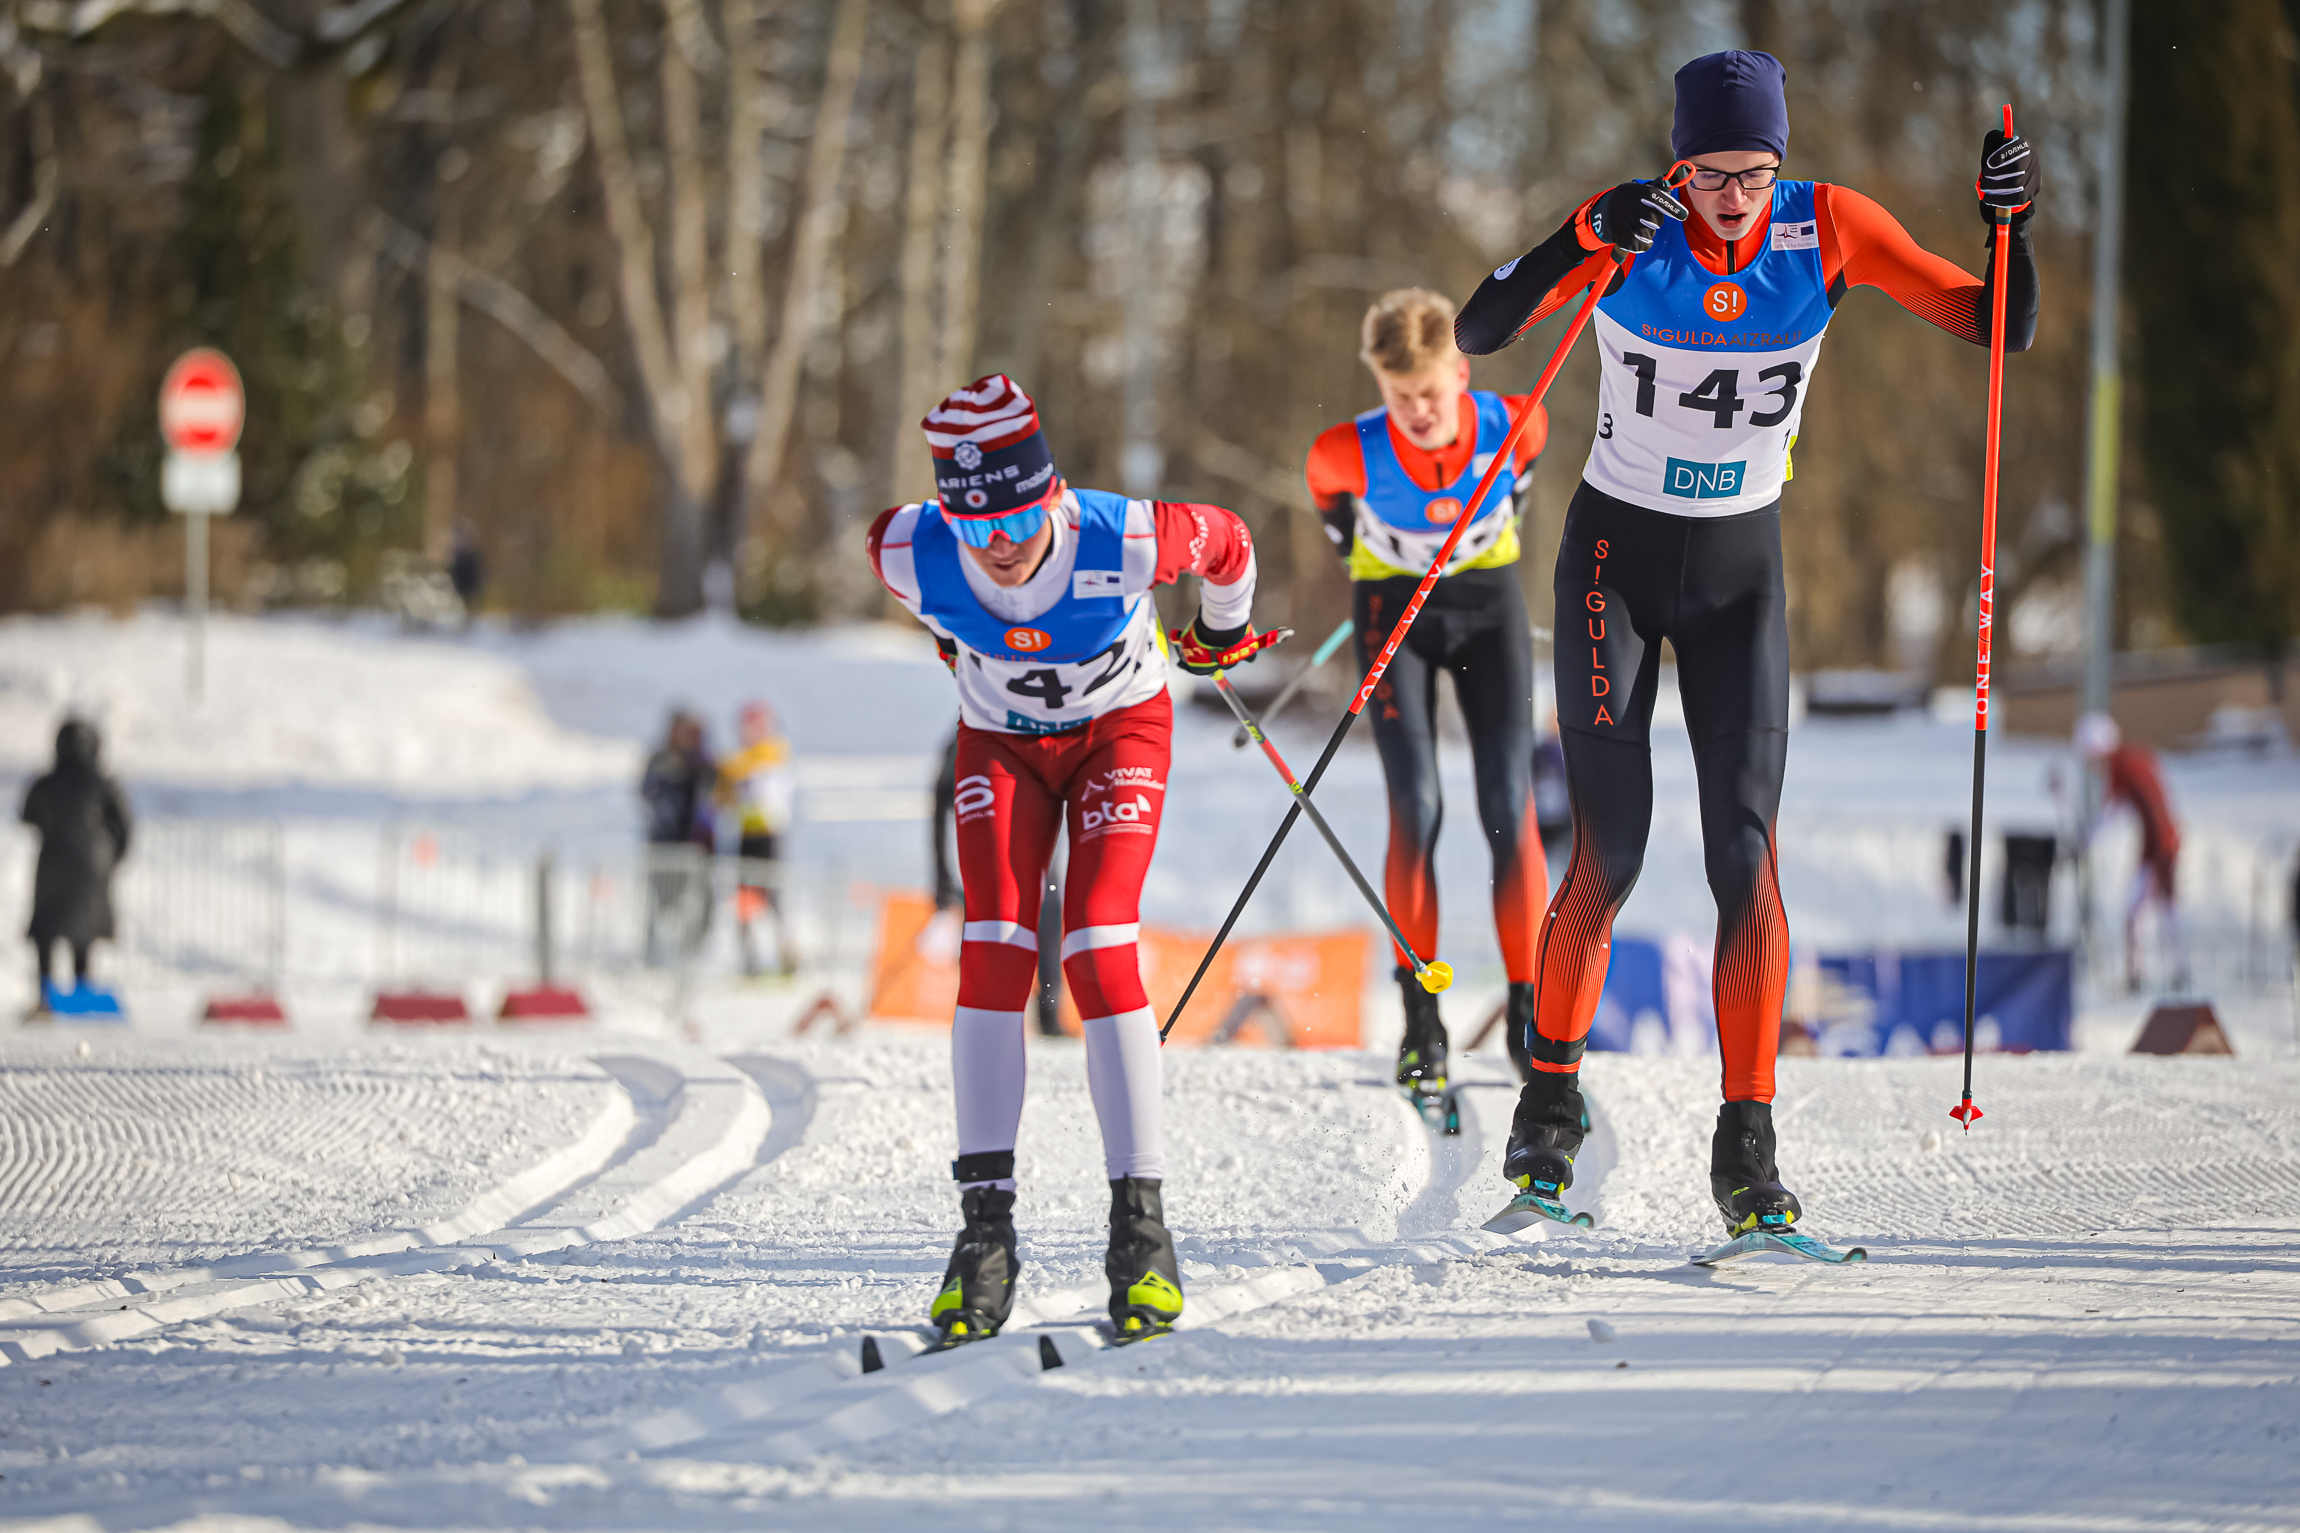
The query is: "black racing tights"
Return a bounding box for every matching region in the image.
[1353,564,1546,984]
[1527,483,1791,1103]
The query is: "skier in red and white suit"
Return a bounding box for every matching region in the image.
[867,375,1278,1346]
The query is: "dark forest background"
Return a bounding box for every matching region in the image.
[1,0,2295,678]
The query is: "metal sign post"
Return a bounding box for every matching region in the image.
[157,349,245,703]
[2077,0,2132,979]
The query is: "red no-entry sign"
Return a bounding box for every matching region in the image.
[159,348,245,455]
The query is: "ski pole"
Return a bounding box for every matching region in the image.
[1161,247,1625,1041]
[1954,104,2019,1132]
[1231,619,1354,748]
[1209,669,1454,993]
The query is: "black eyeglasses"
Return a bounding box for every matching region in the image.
[1685,164,1780,191]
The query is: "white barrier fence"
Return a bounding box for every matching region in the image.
[0,817,2291,1012]
[116,821,286,990]
[0,823,876,1008]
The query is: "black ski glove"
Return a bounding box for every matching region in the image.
[1586,179,1688,254]
[1314,495,1356,564]
[1976,127,2038,225]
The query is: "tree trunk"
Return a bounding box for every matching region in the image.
[986,0,1112,390]
[1118,0,1161,493]
[422,200,461,567]
[723,0,771,376]
[365,211,621,421]
[658,0,716,436]
[661,0,722,605]
[659,473,710,622]
[2126,0,2300,655]
[566,0,715,615]
[0,95,57,269]
[936,0,1000,389]
[886,28,950,511]
[736,0,872,589]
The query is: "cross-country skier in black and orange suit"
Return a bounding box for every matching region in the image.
[1454,50,2039,1237]
[1305,288,1550,1099]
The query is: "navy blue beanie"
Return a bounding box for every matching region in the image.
[1671,50,1789,161]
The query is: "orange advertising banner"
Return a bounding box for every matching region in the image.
[866,889,962,1024]
[864,889,1364,1049]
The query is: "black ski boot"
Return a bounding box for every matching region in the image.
[930,1154,1019,1347]
[1394,966,1448,1095]
[1711,1100,1803,1235]
[1503,982,1538,1081]
[1503,1069,1587,1199]
[1105,1176,1184,1344]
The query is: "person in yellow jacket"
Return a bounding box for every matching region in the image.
[718,699,799,976]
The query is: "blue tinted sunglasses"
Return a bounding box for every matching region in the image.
[944,498,1050,548]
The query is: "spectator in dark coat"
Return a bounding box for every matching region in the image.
[20,719,132,1000]
[640,710,717,849]
[639,710,716,966]
[448,520,485,627]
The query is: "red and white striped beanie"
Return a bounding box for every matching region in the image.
[922,375,1057,517]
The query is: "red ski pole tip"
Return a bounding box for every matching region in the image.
[1949,1101,1984,1126]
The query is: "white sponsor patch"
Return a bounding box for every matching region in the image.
[1771,219,1819,252]
[1073,569,1125,598]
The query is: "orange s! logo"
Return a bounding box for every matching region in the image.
[1005,627,1052,652]
[1704,282,1746,321]
[1424,497,1465,525]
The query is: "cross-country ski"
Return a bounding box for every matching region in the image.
[1690,1228,1870,1267]
[1482,1189,1595,1234]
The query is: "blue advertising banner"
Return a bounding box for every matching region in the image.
[1813,950,2072,1056]
[1584,941,2073,1057]
[1588,937,1666,1053]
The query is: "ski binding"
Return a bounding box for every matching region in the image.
[1106,1316,1175,1348]
[915,1315,1002,1357]
[1401,1083,1461,1137]
[1481,1190,1594,1234]
[1690,1229,1867,1267]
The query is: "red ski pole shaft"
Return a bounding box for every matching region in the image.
[1161,253,1621,1041]
[1955,104,2017,1131]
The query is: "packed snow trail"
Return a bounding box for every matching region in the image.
[0,1037,625,1281]
[0,1035,2297,1531]
[0,1046,768,1366]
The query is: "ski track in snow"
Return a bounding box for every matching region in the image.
[0,1044,774,1368]
[0,1039,618,1283]
[0,1034,2293,1531]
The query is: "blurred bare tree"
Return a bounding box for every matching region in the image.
[1,0,2282,681]
[2125,0,2300,669]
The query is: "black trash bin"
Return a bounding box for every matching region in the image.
[2000,832,2058,936]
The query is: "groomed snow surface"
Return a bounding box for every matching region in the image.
[1,1032,2296,1531]
[1,610,2297,1530]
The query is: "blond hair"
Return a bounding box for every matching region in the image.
[1359,288,1459,377]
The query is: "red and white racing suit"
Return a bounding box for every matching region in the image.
[867,490,1257,1184]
